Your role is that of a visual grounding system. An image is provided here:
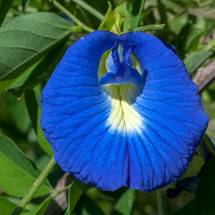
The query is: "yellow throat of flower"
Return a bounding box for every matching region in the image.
[104,84,143,134]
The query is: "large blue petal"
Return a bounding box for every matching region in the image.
[118,32,208,190]
[42,31,129,190]
[41,30,208,192]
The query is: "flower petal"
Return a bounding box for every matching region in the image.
[41,30,208,192]
[119,32,208,190]
[41,31,129,190]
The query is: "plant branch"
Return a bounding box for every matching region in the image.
[193,60,215,92]
[12,157,56,215]
[156,190,164,215]
[71,0,104,21]
[52,0,94,32]
[45,174,72,215]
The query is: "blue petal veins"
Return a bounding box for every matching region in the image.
[41,31,208,192]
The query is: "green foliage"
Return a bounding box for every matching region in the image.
[0,0,13,25]
[29,198,51,215]
[195,157,215,214]
[185,50,213,74]
[0,0,214,214]
[114,190,135,215]
[0,12,70,80]
[0,136,52,197]
[66,180,88,215]
[0,196,17,215]
[175,157,215,215]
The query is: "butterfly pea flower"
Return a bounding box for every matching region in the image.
[41,31,208,191]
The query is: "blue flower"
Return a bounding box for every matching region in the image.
[41,30,208,191]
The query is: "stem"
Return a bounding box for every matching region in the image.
[53,0,94,32]
[156,0,167,23]
[156,190,164,215]
[136,0,145,25]
[133,24,165,32]
[66,180,88,214]
[193,60,215,92]
[50,184,71,198]
[71,0,104,21]
[18,158,55,212]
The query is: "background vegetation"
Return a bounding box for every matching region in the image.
[0,0,215,214]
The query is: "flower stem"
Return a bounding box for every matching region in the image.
[52,0,94,32]
[156,190,164,215]
[71,0,104,21]
[136,0,145,25]
[50,184,71,198]
[14,157,56,214]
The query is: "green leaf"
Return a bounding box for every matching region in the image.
[168,13,188,35]
[174,157,215,215]
[189,7,215,19]
[20,42,67,93]
[0,135,52,197]
[206,39,215,50]
[162,0,184,14]
[156,0,167,23]
[21,0,28,12]
[27,87,53,156]
[1,41,68,95]
[185,29,204,52]
[75,195,105,215]
[0,79,15,93]
[182,155,204,178]
[184,50,213,74]
[129,0,145,29]
[195,157,215,213]
[52,0,93,33]
[25,90,38,132]
[0,62,39,94]
[0,0,13,25]
[203,134,215,156]
[174,200,196,215]
[114,190,135,215]
[66,180,87,214]
[34,86,53,156]
[98,2,132,33]
[98,2,122,33]
[0,12,71,80]
[0,196,17,215]
[37,106,53,157]
[0,93,31,133]
[71,0,104,21]
[28,198,51,215]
